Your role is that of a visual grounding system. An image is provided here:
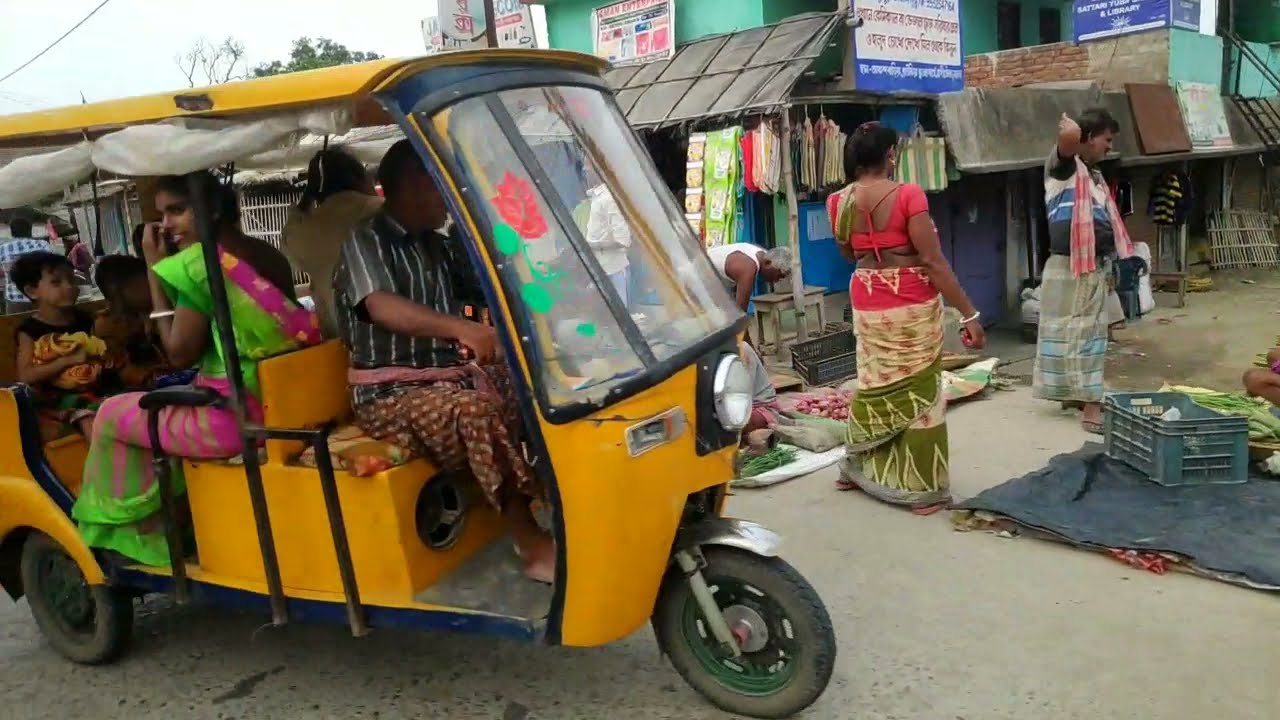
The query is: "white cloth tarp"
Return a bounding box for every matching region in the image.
[0,106,353,209]
[0,142,94,208]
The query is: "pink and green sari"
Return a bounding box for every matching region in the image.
[72,244,322,566]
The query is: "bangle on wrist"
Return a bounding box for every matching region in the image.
[960,311,981,324]
[149,310,175,320]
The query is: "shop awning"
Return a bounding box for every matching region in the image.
[938,86,1266,175]
[604,12,844,130]
[937,86,1140,174]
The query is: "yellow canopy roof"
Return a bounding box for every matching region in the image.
[0,49,607,149]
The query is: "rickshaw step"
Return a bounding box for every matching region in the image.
[414,540,552,620]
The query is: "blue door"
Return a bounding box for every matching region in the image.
[932,181,1006,326]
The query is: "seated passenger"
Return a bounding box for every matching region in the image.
[12,251,108,440]
[73,171,323,566]
[282,148,382,337]
[93,254,172,389]
[1244,348,1280,407]
[332,140,554,583]
[740,341,780,441]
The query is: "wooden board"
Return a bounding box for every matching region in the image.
[1126,83,1193,155]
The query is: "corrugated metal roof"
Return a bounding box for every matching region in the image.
[604,12,844,129]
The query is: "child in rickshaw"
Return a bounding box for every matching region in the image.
[11,251,110,440]
[92,254,173,390]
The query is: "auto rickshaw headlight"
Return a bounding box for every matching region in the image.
[712,354,752,431]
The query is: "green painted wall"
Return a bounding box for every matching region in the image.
[962,0,1074,56]
[1235,0,1280,44]
[544,0,765,53]
[762,0,837,24]
[1169,29,1224,88]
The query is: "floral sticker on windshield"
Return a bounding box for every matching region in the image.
[489,171,594,337]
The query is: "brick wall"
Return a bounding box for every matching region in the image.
[965,31,1171,90]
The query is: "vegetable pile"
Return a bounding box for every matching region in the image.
[792,393,853,421]
[739,446,799,478]
[1168,386,1280,441]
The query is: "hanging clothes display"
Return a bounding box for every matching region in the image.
[1149,169,1192,226]
[741,131,758,193]
[895,129,950,192]
[703,126,742,247]
[1109,179,1134,217]
[754,120,781,195]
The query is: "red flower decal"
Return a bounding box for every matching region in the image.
[491,171,548,239]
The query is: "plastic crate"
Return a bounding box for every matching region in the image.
[790,331,857,386]
[1103,392,1249,486]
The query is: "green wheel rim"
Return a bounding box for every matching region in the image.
[678,576,799,696]
[35,545,95,636]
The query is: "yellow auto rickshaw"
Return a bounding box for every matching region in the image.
[0,50,835,718]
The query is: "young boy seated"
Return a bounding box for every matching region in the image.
[1244,348,1280,407]
[12,251,109,440]
[92,254,171,390]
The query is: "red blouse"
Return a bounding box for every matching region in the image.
[826,183,929,258]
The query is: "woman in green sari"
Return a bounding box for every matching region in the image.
[72,171,322,566]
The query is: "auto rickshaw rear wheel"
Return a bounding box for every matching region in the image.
[652,547,836,719]
[20,532,134,664]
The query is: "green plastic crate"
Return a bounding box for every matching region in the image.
[1104,392,1249,486]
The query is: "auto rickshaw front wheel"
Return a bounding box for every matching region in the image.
[652,547,836,719]
[20,532,134,664]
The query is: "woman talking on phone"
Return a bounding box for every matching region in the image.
[825,122,985,510]
[72,171,323,566]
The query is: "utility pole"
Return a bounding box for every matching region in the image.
[483,0,499,48]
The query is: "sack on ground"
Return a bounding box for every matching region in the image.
[773,417,844,452]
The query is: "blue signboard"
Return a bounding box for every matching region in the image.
[1074,0,1200,42]
[852,0,964,95]
[1170,0,1201,31]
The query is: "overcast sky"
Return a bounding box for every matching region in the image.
[0,0,549,113]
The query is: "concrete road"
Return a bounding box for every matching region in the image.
[1,389,1277,719]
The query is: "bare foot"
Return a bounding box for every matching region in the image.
[1082,402,1104,435]
[515,535,555,584]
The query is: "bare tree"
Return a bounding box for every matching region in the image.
[175,37,247,87]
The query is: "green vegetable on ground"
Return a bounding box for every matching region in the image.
[1172,386,1280,441]
[738,446,800,478]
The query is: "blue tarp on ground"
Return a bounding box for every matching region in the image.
[956,446,1280,589]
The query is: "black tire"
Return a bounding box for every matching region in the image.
[20,532,133,664]
[652,547,836,719]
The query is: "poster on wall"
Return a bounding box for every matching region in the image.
[852,0,964,95]
[422,0,537,53]
[1176,82,1233,147]
[1074,0,1199,41]
[593,0,674,65]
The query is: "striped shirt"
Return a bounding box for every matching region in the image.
[331,212,484,406]
[0,237,55,304]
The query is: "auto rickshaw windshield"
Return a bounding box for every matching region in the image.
[428,84,743,407]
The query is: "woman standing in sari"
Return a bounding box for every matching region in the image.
[73,171,322,566]
[827,123,985,509]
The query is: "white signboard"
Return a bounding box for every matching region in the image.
[422,0,537,53]
[593,0,674,65]
[852,0,963,94]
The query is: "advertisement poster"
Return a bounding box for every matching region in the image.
[852,0,964,95]
[422,0,536,53]
[1074,0,1180,42]
[1176,82,1232,147]
[593,0,674,65]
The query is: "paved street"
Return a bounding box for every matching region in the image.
[1,388,1276,719]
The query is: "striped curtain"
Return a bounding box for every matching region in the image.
[896,135,950,193]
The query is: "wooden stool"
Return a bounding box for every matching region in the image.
[752,286,827,353]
